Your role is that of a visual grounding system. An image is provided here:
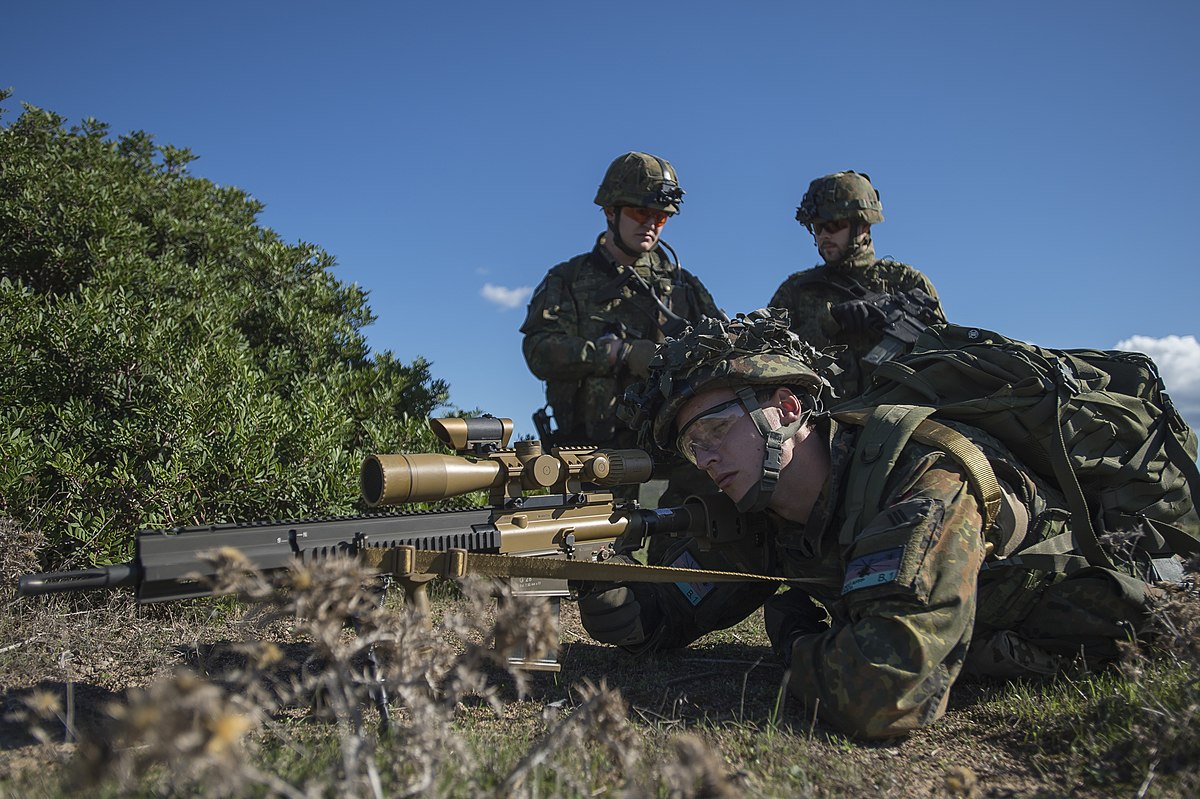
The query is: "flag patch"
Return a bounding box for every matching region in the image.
[671,549,714,605]
[842,546,904,594]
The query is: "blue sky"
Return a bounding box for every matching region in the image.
[5,1,1198,437]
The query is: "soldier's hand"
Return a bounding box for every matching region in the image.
[577,584,649,646]
[830,299,886,334]
[621,339,658,378]
[572,556,661,647]
[763,589,828,666]
[596,333,623,366]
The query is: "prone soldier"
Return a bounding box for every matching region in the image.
[770,171,946,397]
[576,309,1183,739]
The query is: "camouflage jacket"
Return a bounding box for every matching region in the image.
[521,236,720,446]
[632,419,1153,739]
[768,245,945,398]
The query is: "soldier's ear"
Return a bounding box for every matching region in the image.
[603,207,617,225]
[773,388,804,421]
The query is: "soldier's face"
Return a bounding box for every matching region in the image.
[674,388,768,504]
[812,218,852,262]
[612,207,665,252]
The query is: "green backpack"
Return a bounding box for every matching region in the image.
[831,323,1200,574]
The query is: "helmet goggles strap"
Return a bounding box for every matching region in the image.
[734,386,810,513]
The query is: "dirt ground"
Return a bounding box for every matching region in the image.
[1,583,1195,798]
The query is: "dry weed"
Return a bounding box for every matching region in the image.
[496,678,640,798]
[630,732,746,799]
[7,690,72,747]
[73,668,272,797]
[58,550,654,798]
[1104,567,1200,791]
[0,515,46,595]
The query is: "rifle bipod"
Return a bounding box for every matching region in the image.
[352,618,393,735]
[392,553,564,673]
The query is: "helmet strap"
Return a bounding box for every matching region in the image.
[607,207,643,259]
[733,386,809,513]
[837,219,875,267]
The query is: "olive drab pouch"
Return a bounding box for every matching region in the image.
[833,324,1200,573]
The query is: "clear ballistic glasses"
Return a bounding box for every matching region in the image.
[676,398,745,466]
[623,207,670,229]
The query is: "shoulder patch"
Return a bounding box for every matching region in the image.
[670,549,715,605]
[842,546,905,594]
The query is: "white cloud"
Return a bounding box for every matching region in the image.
[480,283,533,311]
[1115,334,1200,428]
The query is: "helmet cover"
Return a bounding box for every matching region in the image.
[620,308,839,454]
[795,171,883,226]
[594,151,685,213]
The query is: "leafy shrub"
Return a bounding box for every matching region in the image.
[0,91,450,568]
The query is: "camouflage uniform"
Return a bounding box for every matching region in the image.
[769,251,945,397]
[521,152,722,509]
[772,420,1147,738]
[771,171,946,397]
[579,311,1160,739]
[521,238,719,448]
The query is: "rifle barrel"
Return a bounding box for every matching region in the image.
[18,564,138,596]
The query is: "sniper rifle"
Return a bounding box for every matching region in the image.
[17,415,757,669]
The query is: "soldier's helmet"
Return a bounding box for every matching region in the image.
[594,152,685,214]
[620,309,838,456]
[795,171,884,226]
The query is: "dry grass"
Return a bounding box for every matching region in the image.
[2,544,1199,798]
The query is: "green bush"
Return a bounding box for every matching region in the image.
[0,91,450,568]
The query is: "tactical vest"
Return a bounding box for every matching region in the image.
[539,244,705,445]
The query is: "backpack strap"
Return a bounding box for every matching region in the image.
[787,267,869,300]
[834,406,1002,548]
[1044,362,1116,569]
[987,531,1093,574]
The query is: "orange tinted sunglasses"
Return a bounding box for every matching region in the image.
[623,207,670,228]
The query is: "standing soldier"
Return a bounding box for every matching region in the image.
[769,171,946,398]
[521,151,723,512]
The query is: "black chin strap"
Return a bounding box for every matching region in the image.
[607,207,643,258]
[842,219,872,264]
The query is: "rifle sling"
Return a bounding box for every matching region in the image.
[358,546,807,585]
[587,250,686,336]
[788,267,872,301]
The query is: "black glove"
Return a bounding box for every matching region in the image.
[763,589,828,666]
[620,339,658,378]
[572,556,663,648]
[830,299,886,334]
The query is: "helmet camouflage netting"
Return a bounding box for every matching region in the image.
[620,308,839,454]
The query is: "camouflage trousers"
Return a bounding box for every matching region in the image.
[967,565,1153,678]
